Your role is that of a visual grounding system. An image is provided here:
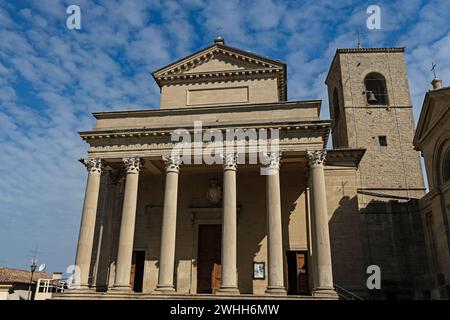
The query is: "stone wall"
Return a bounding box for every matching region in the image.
[326,49,429,299]
[325,166,366,296]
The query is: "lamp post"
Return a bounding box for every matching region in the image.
[27,258,37,300]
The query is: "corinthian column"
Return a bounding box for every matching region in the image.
[218,153,239,294]
[264,152,286,295]
[307,150,337,298]
[75,158,104,289]
[112,157,143,291]
[156,155,181,292]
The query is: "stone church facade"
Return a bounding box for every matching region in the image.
[62,39,435,299]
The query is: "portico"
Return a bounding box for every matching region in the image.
[75,152,334,295]
[73,116,343,297]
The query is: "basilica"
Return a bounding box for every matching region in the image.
[56,38,447,300]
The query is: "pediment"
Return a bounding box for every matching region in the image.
[183,54,259,74]
[152,42,287,102]
[414,88,450,146]
[425,101,439,133]
[422,96,450,135]
[421,100,435,135]
[415,95,434,145]
[153,44,284,78]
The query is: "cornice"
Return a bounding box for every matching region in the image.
[92,100,322,119]
[155,67,282,83]
[336,47,405,54]
[79,120,331,143]
[325,148,366,167]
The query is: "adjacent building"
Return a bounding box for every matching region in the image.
[413,78,450,299]
[0,267,51,300]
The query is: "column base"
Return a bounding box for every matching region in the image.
[216,286,240,295]
[90,285,108,292]
[69,284,93,292]
[265,286,287,295]
[154,284,175,292]
[72,283,91,290]
[312,287,339,299]
[111,284,132,292]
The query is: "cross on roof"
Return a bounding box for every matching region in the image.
[353,32,364,48]
[431,62,438,79]
[216,26,224,37]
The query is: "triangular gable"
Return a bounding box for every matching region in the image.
[415,92,433,148]
[183,54,260,74]
[414,87,450,148]
[152,42,287,101]
[153,44,284,77]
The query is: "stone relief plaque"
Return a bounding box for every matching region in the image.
[205,178,222,206]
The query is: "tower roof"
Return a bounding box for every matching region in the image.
[325,47,406,84]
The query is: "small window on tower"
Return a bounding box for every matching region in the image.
[378,136,387,146]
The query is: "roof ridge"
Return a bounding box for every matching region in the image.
[336,47,405,53]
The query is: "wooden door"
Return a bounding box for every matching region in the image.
[211,263,221,294]
[286,250,309,295]
[296,252,309,294]
[130,250,145,292]
[197,224,222,293]
[130,263,136,290]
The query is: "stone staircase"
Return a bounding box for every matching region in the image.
[51,291,333,300]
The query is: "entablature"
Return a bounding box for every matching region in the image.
[80,120,331,159]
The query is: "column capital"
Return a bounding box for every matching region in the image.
[307,150,327,168]
[80,158,104,174]
[223,153,237,171]
[123,157,144,174]
[163,155,181,173]
[262,152,281,170]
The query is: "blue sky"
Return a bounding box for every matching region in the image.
[0,0,449,274]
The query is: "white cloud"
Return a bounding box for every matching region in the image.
[248,0,285,30]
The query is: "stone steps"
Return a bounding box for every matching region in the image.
[51,291,327,300]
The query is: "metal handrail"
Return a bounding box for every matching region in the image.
[334,283,364,300]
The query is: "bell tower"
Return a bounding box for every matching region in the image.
[325,47,425,198]
[325,48,428,299]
